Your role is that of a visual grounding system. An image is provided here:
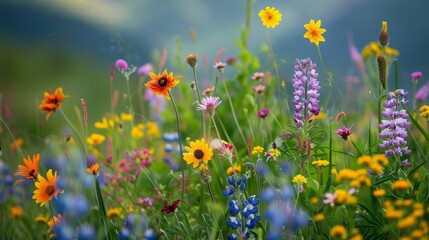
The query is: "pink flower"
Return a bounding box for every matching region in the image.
[257,108,269,118]
[252,85,266,94]
[138,63,153,76]
[115,59,128,70]
[336,127,352,140]
[252,72,264,81]
[416,81,429,102]
[197,96,222,116]
[213,62,226,71]
[411,71,423,80]
[323,192,336,207]
[348,35,366,77]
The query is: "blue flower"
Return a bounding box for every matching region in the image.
[245,214,260,229]
[226,217,240,230]
[222,186,235,197]
[78,224,95,240]
[228,200,241,216]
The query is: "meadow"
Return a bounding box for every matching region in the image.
[1,2,429,240]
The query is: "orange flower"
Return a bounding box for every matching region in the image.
[15,154,40,185]
[145,69,181,99]
[86,163,100,175]
[39,87,66,119]
[48,213,64,230]
[33,169,64,207]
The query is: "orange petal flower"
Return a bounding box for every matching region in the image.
[39,87,66,119]
[145,69,181,100]
[15,154,40,185]
[33,169,64,207]
[86,163,100,175]
[48,213,64,230]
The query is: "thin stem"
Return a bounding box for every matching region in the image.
[192,67,205,137]
[125,78,136,127]
[206,182,215,203]
[58,108,86,154]
[48,202,56,226]
[168,91,185,202]
[0,116,25,159]
[317,45,333,87]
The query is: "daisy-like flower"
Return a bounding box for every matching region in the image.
[226,164,241,176]
[33,169,64,207]
[86,163,100,175]
[15,154,40,185]
[183,138,213,168]
[107,207,123,218]
[303,19,326,46]
[258,6,282,28]
[213,62,226,72]
[251,72,264,81]
[87,133,106,145]
[202,87,215,95]
[39,87,66,119]
[145,69,181,100]
[252,85,266,94]
[197,96,222,116]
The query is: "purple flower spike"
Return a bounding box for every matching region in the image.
[116,59,128,70]
[292,58,321,128]
[379,89,411,157]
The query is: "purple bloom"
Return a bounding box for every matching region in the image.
[402,159,412,168]
[138,63,153,76]
[213,62,226,71]
[252,72,264,81]
[252,85,266,94]
[291,58,321,128]
[411,71,423,80]
[336,127,352,140]
[197,96,222,116]
[415,81,429,102]
[115,59,128,70]
[379,89,412,157]
[257,108,269,118]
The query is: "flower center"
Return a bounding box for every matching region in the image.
[194,149,204,159]
[158,78,168,87]
[29,169,37,178]
[45,185,55,196]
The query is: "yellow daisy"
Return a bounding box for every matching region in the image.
[304,19,326,46]
[258,6,282,28]
[183,138,213,168]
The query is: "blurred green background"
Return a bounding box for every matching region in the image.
[0,0,428,137]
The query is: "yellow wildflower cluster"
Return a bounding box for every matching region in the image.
[292,174,307,185]
[252,146,264,155]
[226,164,241,176]
[312,159,329,167]
[419,105,429,120]
[392,179,411,190]
[336,168,371,188]
[330,225,347,239]
[357,154,388,175]
[334,189,357,205]
[131,122,160,139]
[361,41,399,60]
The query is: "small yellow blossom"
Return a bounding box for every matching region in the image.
[226,164,241,176]
[107,207,122,218]
[357,155,372,166]
[95,117,115,129]
[120,113,133,121]
[310,197,319,204]
[303,19,326,46]
[399,216,416,229]
[308,112,326,122]
[330,225,347,239]
[312,160,329,167]
[9,137,24,151]
[258,6,282,28]
[419,105,429,120]
[373,189,386,197]
[252,146,264,155]
[292,174,307,185]
[146,122,160,137]
[313,213,325,222]
[268,148,280,157]
[87,133,106,145]
[392,179,411,190]
[10,206,23,218]
[35,213,50,224]
[372,154,388,166]
[361,41,399,60]
[131,124,145,139]
[336,169,357,182]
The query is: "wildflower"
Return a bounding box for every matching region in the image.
[313,213,325,222]
[398,216,416,229]
[357,155,371,166]
[392,179,411,190]
[48,213,64,230]
[258,6,282,28]
[373,154,388,166]
[202,87,215,95]
[252,146,264,155]
[95,117,114,129]
[348,37,366,77]
[361,42,399,60]
[377,55,387,89]
[161,199,180,214]
[292,174,307,185]
[379,89,412,157]
[336,111,346,122]
[9,137,23,151]
[303,19,326,46]
[227,164,241,176]
[415,81,429,102]
[197,96,222,116]
[420,105,429,120]
[265,148,280,160]
[330,225,347,239]
[107,207,123,218]
[312,160,329,167]
[86,163,100,175]
[183,138,213,168]
[373,189,386,197]
[87,133,106,145]
[411,71,423,81]
[15,154,40,184]
[308,111,326,123]
[10,206,23,218]
[185,54,198,68]
[145,122,160,137]
[402,159,412,168]
[39,87,66,119]
[213,62,226,72]
[33,169,64,207]
[137,63,153,76]
[115,59,128,70]
[257,108,269,118]
[145,69,181,100]
[252,85,266,94]
[292,58,321,128]
[138,197,153,207]
[378,21,389,48]
[336,127,352,140]
[120,113,133,121]
[251,72,264,81]
[35,213,50,224]
[131,124,144,139]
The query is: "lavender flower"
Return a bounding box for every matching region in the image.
[292,58,321,128]
[336,127,352,140]
[411,71,423,80]
[137,63,153,76]
[116,59,128,70]
[197,96,222,116]
[379,89,412,157]
[257,108,269,118]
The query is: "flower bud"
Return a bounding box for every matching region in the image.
[378,21,389,48]
[377,55,387,89]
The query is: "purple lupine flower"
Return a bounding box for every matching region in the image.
[415,81,429,102]
[379,89,412,157]
[292,58,321,128]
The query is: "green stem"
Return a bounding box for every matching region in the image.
[58,108,86,155]
[192,67,205,137]
[48,201,56,226]
[125,78,135,127]
[0,116,25,159]
[317,45,333,87]
[168,91,185,202]
[206,182,215,203]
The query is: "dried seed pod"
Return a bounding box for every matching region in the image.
[377,55,387,89]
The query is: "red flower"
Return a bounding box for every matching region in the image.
[161,199,180,214]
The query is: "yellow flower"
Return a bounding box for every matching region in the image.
[226,164,241,176]
[373,154,388,166]
[392,179,411,190]
[10,206,23,218]
[313,213,325,222]
[9,137,24,151]
[399,216,416,229]
[33,169,64,207]
[312,160,329,167]
[292,174,307,185]
[373,189,386,197]
[258,6,282,28]
[120,113,134,121]
[419,105,429,120]
[357,155,371,166]
[87,133,105,145]
[107,207,123,218]
[310,197,319,204]
[303,19,326,46]
[183,138,213,168]
[48,213,64,230]
[131,124,145,139]
[268,148,280,157]
[251,146,264,155]
[336,169,357,182]
[361,41,399,60]
[95,117,115,129]
[330,225,347,239]
[35,213,50,224]
[146,122,160,137]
